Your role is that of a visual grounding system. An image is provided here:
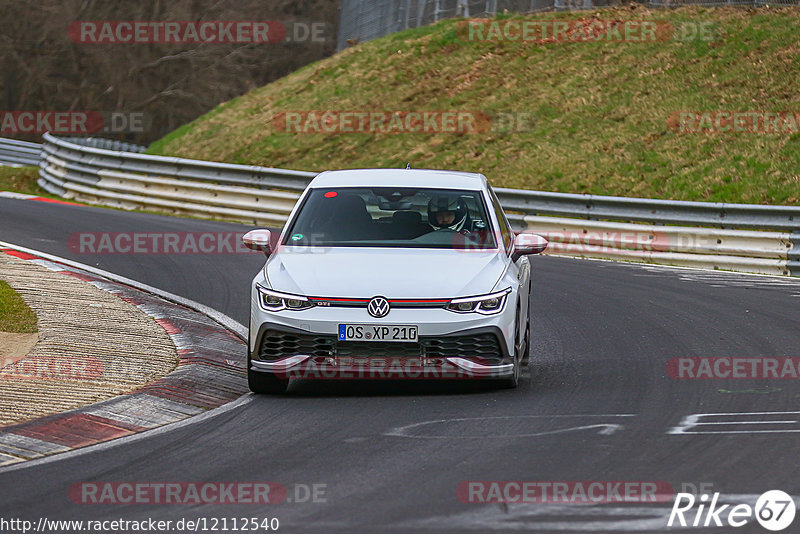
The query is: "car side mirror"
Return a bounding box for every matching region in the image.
[242,229,273,256]
[512,233,548,261]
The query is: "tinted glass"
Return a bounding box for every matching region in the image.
[284,187,497,249]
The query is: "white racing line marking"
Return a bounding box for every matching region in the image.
[578,255,798,278]
[670,411,800,435]
[0,240,253,473]
[546,255,800,298]
[628,262,800,293]
[385,414,635,439]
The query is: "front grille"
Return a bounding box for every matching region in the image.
[257,330,335,361]
[421,334,504,365]
[256,330,504,365]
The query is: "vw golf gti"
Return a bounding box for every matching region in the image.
[242,168,547,393]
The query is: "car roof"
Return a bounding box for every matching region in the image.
[309,169,488,190]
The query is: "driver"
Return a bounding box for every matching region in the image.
[428,194,470,231]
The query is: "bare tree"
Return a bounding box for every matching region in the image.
[0,0,340,143]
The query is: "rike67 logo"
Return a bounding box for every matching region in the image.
[668,490,796,531]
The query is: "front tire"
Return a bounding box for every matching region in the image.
[520,319,530,367]
[497,312,523,389]
[248,366,289,394]
[497,355,520,389]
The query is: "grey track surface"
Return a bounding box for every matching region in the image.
[1,197,800,532]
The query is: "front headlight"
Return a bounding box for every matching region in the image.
[446,288,511,315]
[256,284,315,311]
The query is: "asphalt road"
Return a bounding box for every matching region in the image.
[2,197,800,533]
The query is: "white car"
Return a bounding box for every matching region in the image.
[242,169,547,393]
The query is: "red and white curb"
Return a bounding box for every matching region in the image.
[0,246,249,466]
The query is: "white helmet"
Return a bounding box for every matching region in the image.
[428,194,468,231]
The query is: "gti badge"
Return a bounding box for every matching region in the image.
[367,296,390,318]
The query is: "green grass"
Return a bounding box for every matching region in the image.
[0,166,46,196]
[149,6,800,205]
[0,280,37,333]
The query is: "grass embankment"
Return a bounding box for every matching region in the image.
[150,7,800,205]
[0,166,41,333]
[0,280,38,333]
[0,166,45,197]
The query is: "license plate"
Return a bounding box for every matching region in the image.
[338,324,418,342]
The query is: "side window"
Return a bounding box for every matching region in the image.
[489,189,512,252]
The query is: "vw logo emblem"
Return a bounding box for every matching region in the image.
[367,296,390,318]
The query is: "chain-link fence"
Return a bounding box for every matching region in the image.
[337,0,796,49]
[338,0,555,49]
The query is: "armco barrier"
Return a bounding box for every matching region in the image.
[520,215,795,277]
[1,136,145,167]
[0,138,41,167]
[36,134,800,277]
[38,133,315,225]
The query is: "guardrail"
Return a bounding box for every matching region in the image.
[516,215,798,277]
[496,189,800,277]
[38,133,315,225]
[36,134,800,277]
[0,138,42,167]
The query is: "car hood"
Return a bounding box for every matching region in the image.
[265,247,507,298]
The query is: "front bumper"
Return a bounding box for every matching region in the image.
[248,270,519,380]
[248,323,514,380]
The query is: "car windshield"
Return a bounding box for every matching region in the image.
[284,187,497,249]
